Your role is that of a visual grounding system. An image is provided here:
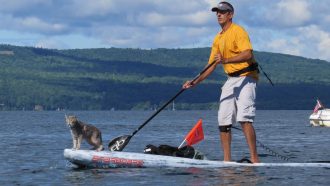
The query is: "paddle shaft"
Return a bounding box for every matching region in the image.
[131,89,184,136]
[131,60,217,137]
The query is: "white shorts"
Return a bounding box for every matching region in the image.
[218,76,257,126]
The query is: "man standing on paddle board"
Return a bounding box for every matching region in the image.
[183,1,260,163]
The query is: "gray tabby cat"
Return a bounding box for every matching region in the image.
[65,115,103,151]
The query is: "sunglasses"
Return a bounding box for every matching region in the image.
[216,10,230,14]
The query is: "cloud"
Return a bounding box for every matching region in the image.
[265,38,301,56]
[325,15,330,23]
[90,25,214,48]
[234,0,312,28]
[0,14,68,34]
[135,11,213,27]
[250,24,330,61]
[0,0,330,61]
[265,0,311,27]
[298,25,330,60]
[69,0,116,17]
[0,0,51,12]
[22,17,67,33]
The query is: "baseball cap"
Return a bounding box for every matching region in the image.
[211,1,234,12]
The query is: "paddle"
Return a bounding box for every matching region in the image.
[108,60,218,151]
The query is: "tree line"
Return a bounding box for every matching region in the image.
[0,44,329,110]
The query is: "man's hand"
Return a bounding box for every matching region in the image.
[214,53,224,64]
[182,80,194,89]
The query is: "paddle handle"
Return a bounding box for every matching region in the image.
[131,60,217,137]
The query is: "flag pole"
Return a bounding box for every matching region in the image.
[178,139,186,149]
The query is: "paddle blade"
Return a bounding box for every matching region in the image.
[108,135,132,151]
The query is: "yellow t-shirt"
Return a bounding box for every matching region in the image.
[208,23,258,80]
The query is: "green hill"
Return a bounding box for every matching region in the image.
[0,44,329,110]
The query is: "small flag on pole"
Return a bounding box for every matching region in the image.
[313,99,324,113]
[178,119,204,148]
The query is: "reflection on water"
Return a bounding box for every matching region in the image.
[218,167,264,185]
[64,166,265,186]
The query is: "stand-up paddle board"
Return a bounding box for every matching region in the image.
[64,149,330,169]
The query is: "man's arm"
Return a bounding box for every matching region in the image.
[223,49,252,64]
[182,63,218,89]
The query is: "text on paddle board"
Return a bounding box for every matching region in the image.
[92,155,144,167]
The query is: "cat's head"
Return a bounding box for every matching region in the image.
[65,115,78,127]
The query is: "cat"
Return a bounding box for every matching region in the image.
[65,115,103,151]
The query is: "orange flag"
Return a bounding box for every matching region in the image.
[185,119,204,146]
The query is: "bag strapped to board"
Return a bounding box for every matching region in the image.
[228,62,274,86]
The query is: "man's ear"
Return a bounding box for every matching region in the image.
[229,12,234,19]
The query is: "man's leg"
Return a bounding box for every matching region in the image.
[218,77,236,162]
[241,122,260,163]
[219,130,231,161]
[237,77,259,163]
[219,125,232,161]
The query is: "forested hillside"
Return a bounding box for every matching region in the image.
[0,44,329,110]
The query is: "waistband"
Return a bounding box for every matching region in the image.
[227,63,259,77]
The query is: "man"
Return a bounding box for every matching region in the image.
[183,1,260,163]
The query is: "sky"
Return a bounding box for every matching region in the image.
[1,0,330,62]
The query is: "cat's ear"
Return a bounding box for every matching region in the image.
[65,114,68,120]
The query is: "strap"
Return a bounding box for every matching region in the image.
[258,63,275,86]
[227,63,259,77]
[227,62,274,86]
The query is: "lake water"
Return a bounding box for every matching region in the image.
[0,110,329,185]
